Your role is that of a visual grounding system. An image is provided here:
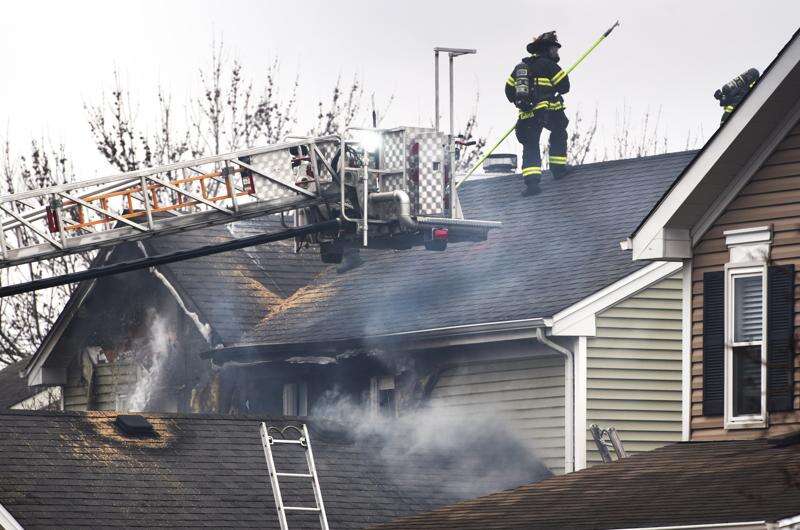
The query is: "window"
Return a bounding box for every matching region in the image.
[282,382,308,417]
[725,266,767,428]
[370,375,398,417]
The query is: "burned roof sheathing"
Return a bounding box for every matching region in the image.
[221,151,697,358]
[0,410,544,528]
[24,215,325,381]
[145,215,326,344]
[371,435,800,530]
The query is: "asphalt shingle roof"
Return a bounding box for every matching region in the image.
[236,151,697,349]
[144,216,325,344]
[0,410,545,529]
[371,434,800,530]
[0,361,34,409]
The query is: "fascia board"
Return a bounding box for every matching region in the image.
[551,261,683,337]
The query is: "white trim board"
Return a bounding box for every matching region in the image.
[612,521,768,530]
[0,501,24,530]
[550,261,683,337]
[26,278,97,386]
[630,31,800,261]
[681,259,693,441]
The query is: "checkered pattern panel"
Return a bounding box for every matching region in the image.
[315,140,340,182]
[414,133,445,216]
[380,173,404,192]
[249,150,296,201]
[382,130,405,171]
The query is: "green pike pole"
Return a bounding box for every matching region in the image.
[455,20,620,191]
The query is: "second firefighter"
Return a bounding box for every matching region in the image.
[506,31,571,196]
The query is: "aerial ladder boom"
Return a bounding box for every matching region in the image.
[0,136,340,268]
[0,127,500,295]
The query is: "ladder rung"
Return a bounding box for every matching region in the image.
[276,472,313,478]
[271,439,306,445]
[283,506,321,512]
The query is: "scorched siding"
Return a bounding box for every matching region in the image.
[692,121,800,440]
[63,359,137,412]
[585,274,683,465]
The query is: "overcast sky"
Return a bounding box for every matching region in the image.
[0,1,798,177]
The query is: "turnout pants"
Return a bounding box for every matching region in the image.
[515,109,569,183]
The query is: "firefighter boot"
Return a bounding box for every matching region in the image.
[521,174,542,196]
[550,164,572,180]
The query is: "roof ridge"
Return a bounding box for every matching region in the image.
[459,149,699,188]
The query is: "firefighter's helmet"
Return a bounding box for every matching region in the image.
[527,31,561,54]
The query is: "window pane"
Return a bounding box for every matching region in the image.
[733,345,762,416]
[734,275,763,342]
[378,389,397,417]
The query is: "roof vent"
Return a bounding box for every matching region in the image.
[482,153,518,173]
[114,414,156,437]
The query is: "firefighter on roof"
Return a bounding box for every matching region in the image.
[506,31,571,196]
[714,68,760,124]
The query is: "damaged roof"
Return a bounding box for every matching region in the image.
[0,410,545,529]
[145,216,325,344]
[371,434,800,530]
[228,151,696,353]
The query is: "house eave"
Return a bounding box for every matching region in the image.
[25,278,98,386]
[205,317,550,363]
[629,27,800,262]
[551,261,683,336]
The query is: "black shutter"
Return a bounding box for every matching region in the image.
[768,264,795,412]
[703,271,725,416]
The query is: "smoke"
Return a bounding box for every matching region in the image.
[136,241,215,345]
[127,311,175,412]
[311,387,551,499]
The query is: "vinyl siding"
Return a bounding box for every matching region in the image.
[428,355,566,474]
[692,121,800,440]
[585,274,683,466]
[63,358,137,412]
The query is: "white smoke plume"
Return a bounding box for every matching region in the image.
[311,387,551,499]
[127,311,174,412]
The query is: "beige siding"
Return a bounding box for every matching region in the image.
[93,361,137,411]
[428,355,566,474]
[585,274,683,466]
[63,358,137,412]
[63,355,88,411]
[691,121,800,440]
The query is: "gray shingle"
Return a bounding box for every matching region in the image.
[235,151,696,349]
[145,216,325,344]
[371,435,800,530]
[0,410,546,529]
[0,361,35,409]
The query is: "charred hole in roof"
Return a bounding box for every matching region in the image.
[114,414,157,438]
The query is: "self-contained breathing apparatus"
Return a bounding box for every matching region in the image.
[513,63,538,112]
[714,68,760,122]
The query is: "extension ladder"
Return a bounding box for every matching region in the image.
[589,424,628,463]
[260,422,330,530]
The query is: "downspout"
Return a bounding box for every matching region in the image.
[535,328,575,473]
[369,190,417,229]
